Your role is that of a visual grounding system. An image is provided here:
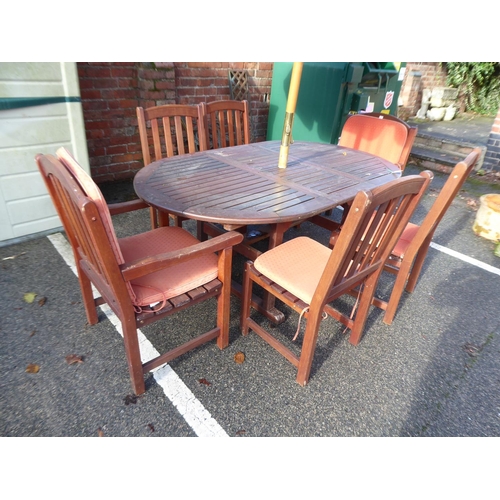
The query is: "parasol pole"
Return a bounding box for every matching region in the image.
[278,62,303,168]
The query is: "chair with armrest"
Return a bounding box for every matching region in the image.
[361,112,418,171]
[374,148,481,325]
[240,172,431,386]
[136,103,207,231]
[36,149,243,396]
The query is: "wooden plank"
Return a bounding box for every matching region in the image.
[134,141,401,228]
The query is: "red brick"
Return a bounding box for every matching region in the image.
[81,67,112,78]
[109,67,136,78]
[101,88,137,100]
[155,80,175,90]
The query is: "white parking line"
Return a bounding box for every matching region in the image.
[430,242,500,276]
[47,232,228,437]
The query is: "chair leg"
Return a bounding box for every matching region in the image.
[348,275,379,345]
[77,265,98,325]
[405,242,431,293]
[121,315,146,395]
[296,309,323,386]
[383,259,413,325]
[197,220,207,241]
[216,247,232,349]
[149,207,158,229]
[241,262,253,335]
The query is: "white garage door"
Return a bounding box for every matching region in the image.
[0,62,89,245]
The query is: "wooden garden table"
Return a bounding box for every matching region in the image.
[134,140,401,322]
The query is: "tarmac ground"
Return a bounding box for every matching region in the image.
[1,115,500,494]
[2,117,499,492]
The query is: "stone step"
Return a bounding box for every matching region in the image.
[409,131,486,173]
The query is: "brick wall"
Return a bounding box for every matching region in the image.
[78,63,143,184]
[77,62,272,184]
[484,108,500,171]
[78,62,499,181]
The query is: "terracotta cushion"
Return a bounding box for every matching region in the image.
[391,222,419,259]
[119,226,218,306]
[254,236,331,305]
[339,115,408,166]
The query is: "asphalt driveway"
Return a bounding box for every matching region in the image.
[1,163,499,438]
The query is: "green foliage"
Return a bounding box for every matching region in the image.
[446,62,500,115]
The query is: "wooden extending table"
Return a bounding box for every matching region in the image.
[134,140,401,323]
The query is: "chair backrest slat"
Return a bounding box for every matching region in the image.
[137,104,206,166]
[48,149,139,305]
[203,100,250,150]
[315,173,431,308]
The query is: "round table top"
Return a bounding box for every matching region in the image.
[134,141,401,227]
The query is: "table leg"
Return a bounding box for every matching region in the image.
[204,221,291,324]
[258,222,291,324]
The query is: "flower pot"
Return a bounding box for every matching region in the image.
[473,193,500,242]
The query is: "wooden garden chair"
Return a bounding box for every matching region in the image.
[361,112,418,171]
[36,149,243,396]
[136,103,206,231]
[338,113,410,167]
[374,148,481,325]
[202,99,250,149]
[308,113,413,231]
[240,173,430,386]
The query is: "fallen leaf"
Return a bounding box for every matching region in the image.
[234,352,245,364]
[235,429,246,436]
[199,378,211,386]
[23,292,37,303]
[38,297,47,306]
[26,364,40,373]
[124,394,139,405]
[29,330,36,337]
[147,423,155,433]
[65,354,84,365]
[2,252,26,260]
[463,343,481,357]
[97,427,104,437]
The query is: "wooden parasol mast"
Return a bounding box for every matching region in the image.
[278,62,303,168]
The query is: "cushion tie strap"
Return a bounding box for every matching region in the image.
[131,283,168,314]
[293,307,328,342]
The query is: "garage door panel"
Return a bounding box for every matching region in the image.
[1,172,51,201]
[7,194,58,225]
[0,116,71,149]
[0,63,62,82]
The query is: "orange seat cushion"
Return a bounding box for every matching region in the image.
[253,236,331,305]
[339,115,408,166]
[391,222,419,259]
[119,226,218,307]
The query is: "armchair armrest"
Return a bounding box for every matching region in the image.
[120,230,244,281]
[108,199,149,215]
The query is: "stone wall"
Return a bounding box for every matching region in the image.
[398,63,449,121]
